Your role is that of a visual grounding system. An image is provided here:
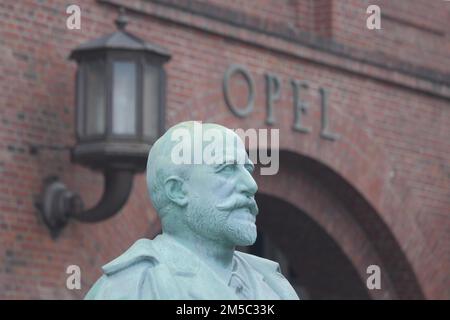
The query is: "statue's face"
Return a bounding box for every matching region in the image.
[184,129,258,247]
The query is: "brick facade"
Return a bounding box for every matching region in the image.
[0,0,448,299]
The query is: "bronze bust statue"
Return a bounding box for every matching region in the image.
[85,121,299,299]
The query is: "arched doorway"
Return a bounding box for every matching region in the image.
[249,150,424,300]
[247,193,371,299]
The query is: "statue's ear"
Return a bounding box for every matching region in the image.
[164,176,188,207]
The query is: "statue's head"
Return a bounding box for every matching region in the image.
[146,121,258,247]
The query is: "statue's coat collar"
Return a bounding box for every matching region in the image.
[101,233,295,299]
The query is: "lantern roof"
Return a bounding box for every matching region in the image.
[69,8,171,61]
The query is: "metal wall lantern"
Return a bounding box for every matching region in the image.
[37,8,171,237]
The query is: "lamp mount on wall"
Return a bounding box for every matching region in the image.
[36,7,171,237]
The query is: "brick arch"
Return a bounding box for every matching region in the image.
[255,151,423,299]
[254,191,378,299]
[174,85,426,298]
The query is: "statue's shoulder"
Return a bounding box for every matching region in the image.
[85,238,167,299]
[101,238,159,276]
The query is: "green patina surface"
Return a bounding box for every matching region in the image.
[85,121,299,300]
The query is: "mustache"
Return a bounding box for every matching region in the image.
[215,196,259,216]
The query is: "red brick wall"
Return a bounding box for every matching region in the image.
[332,0,450,73]
[0,0,448,299]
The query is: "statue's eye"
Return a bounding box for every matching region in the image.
[217,162,237,175]
[245,163,254,174]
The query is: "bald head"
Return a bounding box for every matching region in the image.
[146,121,250,220]
[146,121,258,244]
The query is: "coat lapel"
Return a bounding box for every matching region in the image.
[152,234,238,300]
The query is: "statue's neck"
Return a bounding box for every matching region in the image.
[163,231,235,283]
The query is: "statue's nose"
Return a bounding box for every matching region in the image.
[237,167,258,197]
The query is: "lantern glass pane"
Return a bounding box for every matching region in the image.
[76,67,84,137]
[85,61,106,135]
[112,61,136,135]
[143,64,160,139]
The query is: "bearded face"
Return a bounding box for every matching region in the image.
[183,161,259,247]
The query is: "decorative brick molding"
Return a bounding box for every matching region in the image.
[99,0,450,101]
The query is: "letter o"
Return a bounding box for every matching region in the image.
[223,64,255,118]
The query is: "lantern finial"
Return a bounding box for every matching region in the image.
[115,7,128,30]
